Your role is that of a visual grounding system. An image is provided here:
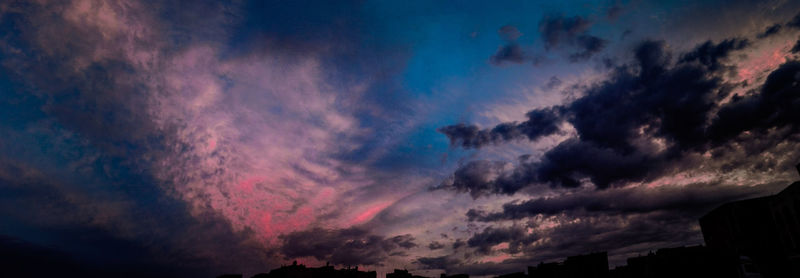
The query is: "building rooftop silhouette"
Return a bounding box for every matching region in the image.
[386,269,430,278]
[609,245,737,278]
[247,261,376,278]
[527,252,609,278]
[699,163,800,277]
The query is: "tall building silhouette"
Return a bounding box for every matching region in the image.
[699,163,800,277]
[608,245,736,278]
[527,252,609,278]
[386,269,429,278]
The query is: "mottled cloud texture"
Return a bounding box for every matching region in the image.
[433,4,800,273]
[0,0,403,275]
[3,0,800,277]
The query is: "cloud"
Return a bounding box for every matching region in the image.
[499,25,522,41]
[438,107,563,149]
[416,255,461,270]
[793,38,800,53]
[708,61,800,143]
[438,36,797,195]
[466,181,783,222]
[491,25,526,65]
[428,241,446,250]
[492,15,608,65]
[467,225,538,255]
[491,43,526,65]
[279,227,416,266]
[788,12,800,29]
[0,0,407,272]
[537,14,606,61]
[437,160,514,198]
[569,35,608,62]
[452,239,466,249]
[757,24,783,38]
[678,38,749,72]
[3,0,800,275]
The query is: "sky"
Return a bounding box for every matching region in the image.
[1,0,800,277]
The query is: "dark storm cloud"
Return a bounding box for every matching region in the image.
[526,211,706,264]
[757,24,783,38]
[708,61,800,144]
[678,38,749,72]
[466,181,784,222]
[530,139,664,188]
[439,37,798,195]
[432,32,800,273]
[421,198,777,275]
[438,107,562,149]
[438,160,511,198]
[280,227,416,266]
[494,179,788,267]
[467,225,538,255]
[418,206,712,274]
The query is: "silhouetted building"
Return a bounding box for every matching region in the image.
[250,262,376,278]
[387,269,428,278]
[527,252,608,278]
[700,164,800,277]
[440,273,468,278]
[494,271,524,278]
[608,245,736,278]
[768,180,800,274]
[565,252,609,278]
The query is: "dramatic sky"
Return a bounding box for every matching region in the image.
[2,0,800,277]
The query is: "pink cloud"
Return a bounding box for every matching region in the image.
[30,0,411,251]
[350,201,395,226]
[737,40,793,83]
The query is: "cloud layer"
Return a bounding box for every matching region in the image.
[2,1,800,277]
[440,37,799,194]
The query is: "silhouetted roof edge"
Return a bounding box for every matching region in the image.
[777,181,800,196]
[699,195,772,222]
